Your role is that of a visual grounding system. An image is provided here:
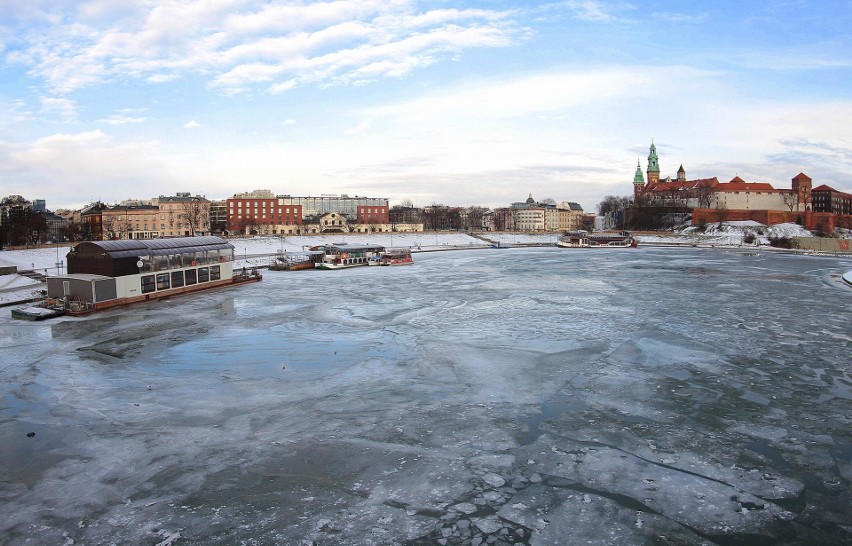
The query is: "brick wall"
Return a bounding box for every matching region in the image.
[691,209,851,232]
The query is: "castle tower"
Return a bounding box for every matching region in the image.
[633,160,645,199]
[677,164,686,183]
[646,141,660,185]
[791,173,812,211]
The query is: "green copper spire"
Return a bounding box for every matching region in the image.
[647,141,660,174]
[633,160,644,185]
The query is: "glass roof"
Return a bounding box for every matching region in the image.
[73,236,234,259]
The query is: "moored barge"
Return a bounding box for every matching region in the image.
[314,244,386,270]
[34,236,260,316]
[557,230,636,248]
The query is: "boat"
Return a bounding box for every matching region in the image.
[270,250,324,271]
[17,236,262,319]
[379,248,413,266]
[314,244,386,270]
[557,230,636,248]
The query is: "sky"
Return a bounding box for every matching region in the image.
[1,1,851,212]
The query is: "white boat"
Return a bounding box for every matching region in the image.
[314,244,386,270]
[557,230,636,248]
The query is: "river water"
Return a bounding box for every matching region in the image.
[1,247,850,545]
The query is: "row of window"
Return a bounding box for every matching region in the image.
[141,266,222,294]
[230,204,298,213]
[140,250,233,272]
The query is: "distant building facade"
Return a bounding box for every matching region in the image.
[508,194,584,232]
[225,191,388,235]
[155,193,211,237]
[101,204,160,240]
[812,184,852,215]
[226,190,303,235]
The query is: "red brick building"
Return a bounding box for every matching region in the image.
[226,190,302,234]
[357,204,389,225]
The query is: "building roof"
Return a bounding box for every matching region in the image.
[644,177,719,193]
[158,194,209,203]
[813,184,852,198]
[80,202,107,215]
[71,236,233,259]
[715,177,776,192]
[107,204,159,212]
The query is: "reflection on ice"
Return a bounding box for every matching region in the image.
[1,247,850,544]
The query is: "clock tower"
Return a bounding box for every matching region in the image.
[633,160,645,200]
[646,141,660,185]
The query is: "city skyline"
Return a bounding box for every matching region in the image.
[1,1,850,211]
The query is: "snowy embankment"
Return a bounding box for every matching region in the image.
[635,221,816,247]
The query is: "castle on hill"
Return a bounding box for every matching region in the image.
[630,142,850,232]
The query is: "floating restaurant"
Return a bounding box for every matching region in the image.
[41,236,260,315]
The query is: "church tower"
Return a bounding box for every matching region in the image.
[633,160,645,200]
[677,164,686,183]
[646,141,660,185]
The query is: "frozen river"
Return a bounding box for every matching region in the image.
[1,247,851,545]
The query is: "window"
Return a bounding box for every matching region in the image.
[198,267,210,282]
[185,269,197,285]
[171,271,184,288]
[156,273,170,290]
[210,265,221,280]
[141,275,155,294]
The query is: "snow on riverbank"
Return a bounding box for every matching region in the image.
[637,222,816,247]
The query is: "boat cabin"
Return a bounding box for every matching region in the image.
[46,236,257,312]
[313,243,386,269]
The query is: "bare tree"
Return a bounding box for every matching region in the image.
[714,200,728,226]
[464,206,487,231]
[695,184,713,209]
[782,191,799,212]
[179,198,210,236]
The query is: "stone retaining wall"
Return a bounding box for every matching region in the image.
[791,237,852,253]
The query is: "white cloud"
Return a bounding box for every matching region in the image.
[183,120,200,129]
[653,11,710,24]
[147,73,180,83]
[346,119,372,135]
[98,113,146,125]
[282,119,296,125]
[366,65,699,123]
[39,96,78,122]
[7,1,522,95]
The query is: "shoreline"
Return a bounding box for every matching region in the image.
[4,240,852,309]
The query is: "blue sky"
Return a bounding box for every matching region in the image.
[1,1,850,211]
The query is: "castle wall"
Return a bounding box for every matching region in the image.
[691,209,850,232]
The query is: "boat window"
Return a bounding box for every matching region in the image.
[141,275,156,294]
[171,271,184,288]
[156,273,170,290]
[210,265,221,280]
[185,268,197,285]
[198,267,210,283]
[154,255,169,271]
